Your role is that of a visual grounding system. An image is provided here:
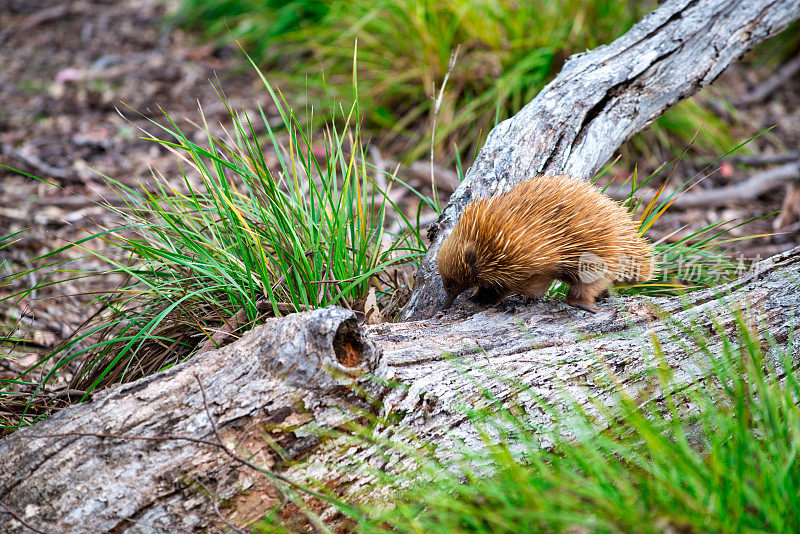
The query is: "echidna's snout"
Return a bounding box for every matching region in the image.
[440,277,467,310]
[441,290,457,310]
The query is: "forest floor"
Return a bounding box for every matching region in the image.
[1,0,799,355]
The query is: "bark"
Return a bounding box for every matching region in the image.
[0,245,798,533]
[0,308,382,533]
[402,0,800,321]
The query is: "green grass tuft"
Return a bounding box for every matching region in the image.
[0,60,429,432]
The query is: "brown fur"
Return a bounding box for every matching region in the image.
[437,175,655,312]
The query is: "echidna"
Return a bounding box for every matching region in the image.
[437,174,655,313]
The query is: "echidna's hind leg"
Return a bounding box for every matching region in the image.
[521,275,554,299]
[566,277,612,314]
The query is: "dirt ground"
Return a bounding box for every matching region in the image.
[1,0,799,356]
[0,0,272,352]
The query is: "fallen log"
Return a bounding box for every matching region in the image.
[0,245,798,532]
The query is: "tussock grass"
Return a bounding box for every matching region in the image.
[177,0,665,162]
[175,0,797,165]
[624,132,775,297]
[0,60,428,433]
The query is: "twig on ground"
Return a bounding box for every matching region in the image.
[409,160,460,193]
[308,277,359,285]
[212,496,247,534]
[1,143,78,183]
[730,151,800,166]
[191,478,248,534]
[17,4,72,32]
[0,498,52,534]
[0,358,25,374]
[731,55,800,106]
[610,162,800,208]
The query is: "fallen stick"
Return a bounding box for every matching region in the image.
[731,54,800,107]
[609,162,800,208]
[730,151,800,166]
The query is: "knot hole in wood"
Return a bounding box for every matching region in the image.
[332,319,365,368]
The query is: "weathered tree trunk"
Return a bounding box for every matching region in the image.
[402,0,800,320]
[0,246,798,533]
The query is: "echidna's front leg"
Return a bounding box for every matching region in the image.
[521,275,554,299]
[470,285,508,306]
[566,277,611,314]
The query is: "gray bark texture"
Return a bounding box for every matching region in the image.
[0,308,383,532]
[401,0,800,320]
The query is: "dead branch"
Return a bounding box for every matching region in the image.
[608,162,800,208]
[731,54,800,106]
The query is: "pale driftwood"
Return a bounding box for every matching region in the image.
[0,245,798,533]
[402,0,800,321]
